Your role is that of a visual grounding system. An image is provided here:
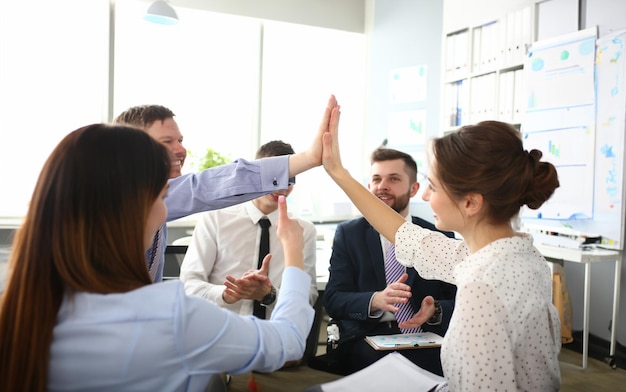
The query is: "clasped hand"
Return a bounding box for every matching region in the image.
[222,255,272,304]
[372,274,437,329]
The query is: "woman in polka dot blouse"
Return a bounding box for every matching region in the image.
[322,108,561,391]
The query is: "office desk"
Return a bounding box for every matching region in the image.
[535,244,622,369]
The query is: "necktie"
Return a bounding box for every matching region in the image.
[253,218,271,319]
[385,244,421,334]
[146,228,162,282]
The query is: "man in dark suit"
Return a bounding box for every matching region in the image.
[323,147,457,376]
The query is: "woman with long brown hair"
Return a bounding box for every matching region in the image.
[0,124,313,391]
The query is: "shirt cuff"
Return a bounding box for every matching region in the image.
[368,292,384,318]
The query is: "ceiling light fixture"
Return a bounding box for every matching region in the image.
[144,0,179,25]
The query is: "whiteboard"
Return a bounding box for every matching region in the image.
[522,28,597,220]
[521,28,626,250]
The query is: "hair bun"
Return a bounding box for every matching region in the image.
[520,149,559,209]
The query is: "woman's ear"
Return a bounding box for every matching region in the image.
[463,193,483,217]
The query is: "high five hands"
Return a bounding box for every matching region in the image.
[321,96,344,179]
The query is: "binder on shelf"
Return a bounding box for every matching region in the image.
[505,11,516,67]
[445,30,470,81]
[498,72,505,121]
[445,33,456,80]
[472,26,482,73]
[469,76,481,123]
[481,21,498,72]
[457,79,468,126]
[470,73,497,123]
[444,80,468,127]
[514,8,524,64]
[491,21,501,68]
[444,82,458,127]
[499,71,514,122]
[521,6,532,58]
[497,16,508,68]
[483,72,497,120]
[454,30,470,80]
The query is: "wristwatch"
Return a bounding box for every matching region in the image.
[426,301,442,325]
[260,286,277,306]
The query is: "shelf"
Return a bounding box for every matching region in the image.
[441,5,534,134]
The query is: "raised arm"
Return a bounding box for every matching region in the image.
[287,95,338,177]
[275,195,305,269]
[322,105,405,244]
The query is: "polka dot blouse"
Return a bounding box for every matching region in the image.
[395,222,561,391]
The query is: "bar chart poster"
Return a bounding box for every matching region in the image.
[522,126,594,219]
[387,110,427,147]
[521,28,597,221]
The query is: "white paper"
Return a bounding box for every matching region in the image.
[320,352,448,392]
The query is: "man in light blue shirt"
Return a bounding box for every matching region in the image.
[115,96,335,281]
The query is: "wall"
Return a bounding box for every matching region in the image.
[443,0,531,32]
[364,0,443,220]
[585,0,626,36]
[174,0,365,33]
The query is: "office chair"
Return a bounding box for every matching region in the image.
[163,244,188,280]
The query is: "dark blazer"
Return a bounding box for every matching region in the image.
[324,216,457,345]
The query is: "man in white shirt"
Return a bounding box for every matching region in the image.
[180,141,318,319]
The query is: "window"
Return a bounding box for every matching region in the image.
[0,0,109,219]
[114,1,262,162]
[0,0,366,223]
[261,21,366,221]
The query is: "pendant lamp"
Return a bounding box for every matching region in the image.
[144,0,179,25]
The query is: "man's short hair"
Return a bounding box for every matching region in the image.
[370,147,418,183]
[256,140,295,159]
[113,105,175,131]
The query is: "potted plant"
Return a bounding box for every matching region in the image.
[190,148,231,171]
